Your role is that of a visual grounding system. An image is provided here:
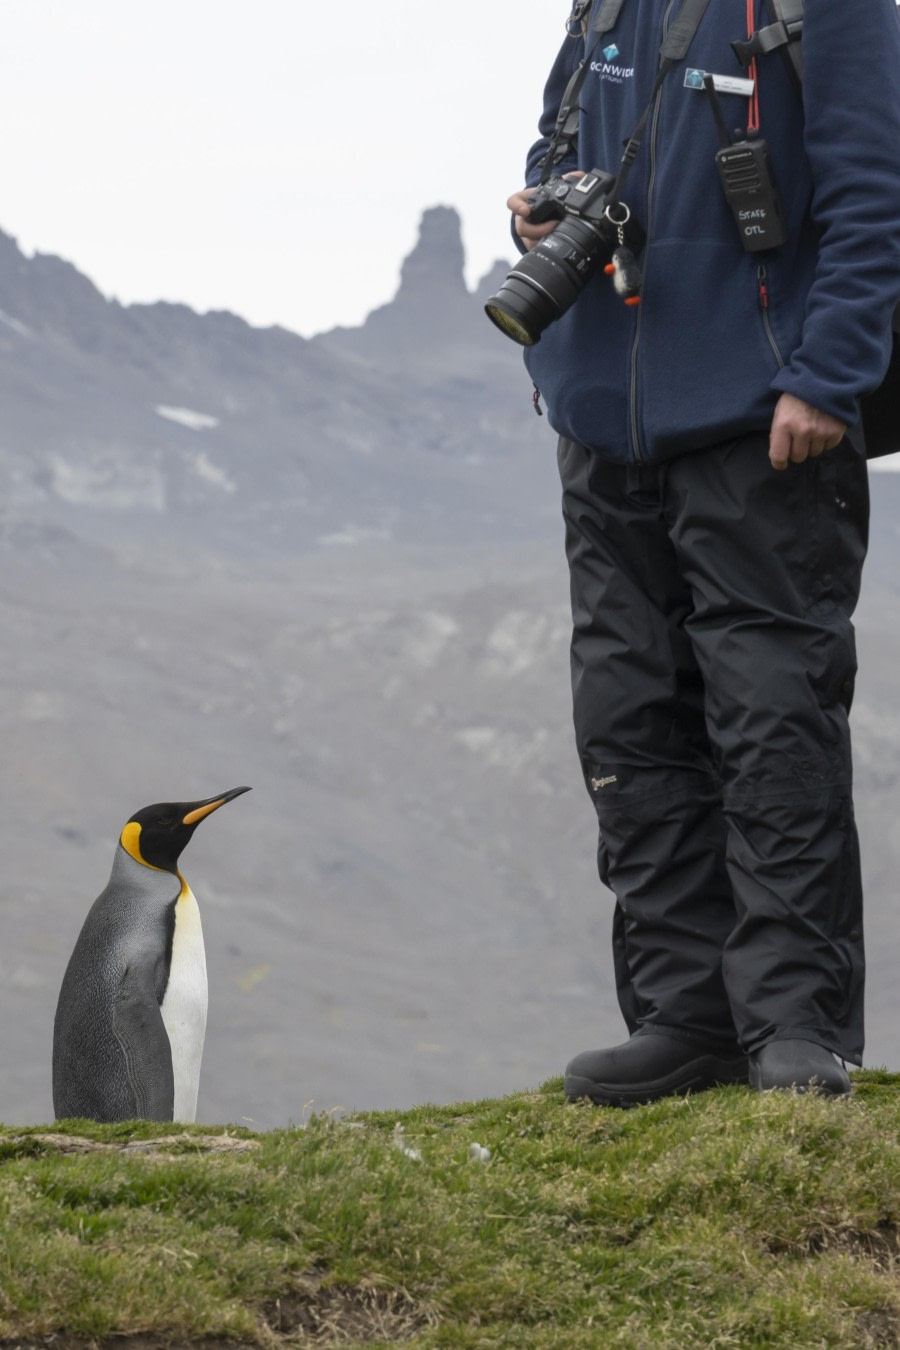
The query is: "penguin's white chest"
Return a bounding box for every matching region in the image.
[159,884,208,1123]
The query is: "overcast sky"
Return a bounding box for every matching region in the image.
[0,1,565,337]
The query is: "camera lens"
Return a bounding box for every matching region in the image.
[485,216,609,346]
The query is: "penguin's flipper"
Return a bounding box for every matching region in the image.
[112,965,175,1121]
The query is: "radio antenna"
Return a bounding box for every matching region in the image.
[703,75,733,149]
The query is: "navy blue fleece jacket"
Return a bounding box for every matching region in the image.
[519,0,900,463]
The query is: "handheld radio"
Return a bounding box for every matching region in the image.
[704,75,788,252]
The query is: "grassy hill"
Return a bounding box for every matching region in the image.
[1,1073,898,1349]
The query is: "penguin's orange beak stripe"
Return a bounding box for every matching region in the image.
[182,798,227,826]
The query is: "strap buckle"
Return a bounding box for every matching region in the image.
[566,0,592,37]
[732,17,802,68]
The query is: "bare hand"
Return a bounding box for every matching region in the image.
[507,172,585,251]
[769,392,847,471]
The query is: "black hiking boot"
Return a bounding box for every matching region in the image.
[748,1039,852,1097]
[564,1032,748,1107]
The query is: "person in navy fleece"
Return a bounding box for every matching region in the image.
[506,0,900,1103]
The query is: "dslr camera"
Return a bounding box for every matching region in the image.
[485,169,645,347]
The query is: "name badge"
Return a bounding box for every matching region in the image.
[684,68,756,97]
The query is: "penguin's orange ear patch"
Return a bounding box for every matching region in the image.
[120,821,163,870]
[120,821,145,864]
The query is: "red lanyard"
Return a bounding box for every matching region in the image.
[746,0,760,132]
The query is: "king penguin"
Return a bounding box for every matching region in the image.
[52,786,250,1123]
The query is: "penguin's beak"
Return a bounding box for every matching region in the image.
[182,786,251,826]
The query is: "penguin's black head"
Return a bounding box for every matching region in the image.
[120,786,251,873]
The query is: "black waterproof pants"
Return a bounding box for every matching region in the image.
[558,433,869,1062]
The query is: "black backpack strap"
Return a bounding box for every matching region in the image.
[566,0,593,37]
[765,0,804,84]
[732,0,804,85]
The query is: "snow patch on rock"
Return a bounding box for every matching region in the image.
[155,405,220,431]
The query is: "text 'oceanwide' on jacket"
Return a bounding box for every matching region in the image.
[520,0,900,464]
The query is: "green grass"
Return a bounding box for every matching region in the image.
[1,1072,898,1348]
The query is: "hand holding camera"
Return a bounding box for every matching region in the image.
[507,171,587,251]
[489,169,646,346]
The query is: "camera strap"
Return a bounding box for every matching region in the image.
[540,0,714,190]
[606,0,713,206]
[541,0,629,181]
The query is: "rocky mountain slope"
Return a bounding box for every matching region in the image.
[0,207,555,555]
[0,212,897,1128]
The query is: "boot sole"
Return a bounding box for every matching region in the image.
[565,1054,749,1107]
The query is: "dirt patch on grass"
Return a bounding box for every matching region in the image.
[263,1278,437,1342]
[837,1223,899,1266]
[808,1221,899,1268]
[852,1307,900,1350]
[1,1278,438,1347]
[810,1224,899,1349]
